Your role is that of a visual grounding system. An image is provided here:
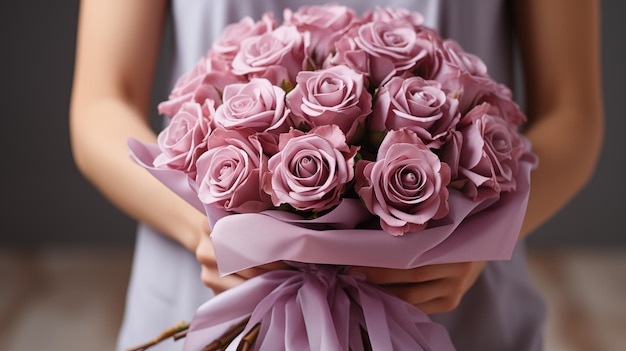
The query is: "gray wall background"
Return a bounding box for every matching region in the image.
[1,1,624,248]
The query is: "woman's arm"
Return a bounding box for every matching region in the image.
[71,0,277,291]
[70,0,205,251]
[515,0,604,238]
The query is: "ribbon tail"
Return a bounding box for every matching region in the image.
[183,270,297,351]
[342,275,456,351]
[296,273,345,350]
[184,266,456,351]
[251,267,350,351]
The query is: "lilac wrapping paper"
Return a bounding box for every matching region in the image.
[128,138,537,350]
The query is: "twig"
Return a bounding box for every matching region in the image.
[173,329,188,341]
[125,316,259,351]
[235,323,261,351]
[125,321,190,351]
[201,316,251,351]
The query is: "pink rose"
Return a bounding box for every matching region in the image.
[213,78,289,133]
[332,20,431,85]
[371,7,424,29]
[442,39,488,77]
[411,29,447,79]
[438,70,526,127]
[195,128,272,213]
[157,56,242,118]
[254,131,281,157]
[263,125,359,212]
[355,129,450,236]
[477,81,527,127]
[443,103,525,201]
[284,4,361,67]
[371,76,459,148]
[231,26,306,85]
[286,65,372,143]
[210,13,277,63]
[154,101,211,177]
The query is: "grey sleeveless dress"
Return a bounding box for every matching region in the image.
[116,1,546,350]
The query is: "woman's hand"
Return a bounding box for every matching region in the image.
[195,212,485,307]
[351,261,486,314]
[195,219,289,293]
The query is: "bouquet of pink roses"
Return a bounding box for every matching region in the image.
[128,3,536,350]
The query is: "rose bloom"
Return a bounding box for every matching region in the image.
[263,125,359,212]
[474,79,527,127]
[213,78,289,133]
[283,3,361,67]
[371,6,424,29]
[332,20,431,85]
[231,25,306,85]
[442,39,488,78]
[443,103,525,201]
[158,56,242,118]
[154,101,211,178]
[210,13,276,63]
[286,65,372,143]
[355,129,450,236]
[370,76,460,148]
[195,128,272,213]
[410,28,448,79]
[437,69,526,127]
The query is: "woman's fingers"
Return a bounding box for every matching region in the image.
[195,231,216,266]
[196,225,292,292]
[200,265,247,293]
[350,262,473,285]
[350,261,487,314]
[200,263,291,293]
[383,278,465,314]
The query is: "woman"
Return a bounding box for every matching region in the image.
[69,0,603,350]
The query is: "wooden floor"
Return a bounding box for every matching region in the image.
[0,246,624,351]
